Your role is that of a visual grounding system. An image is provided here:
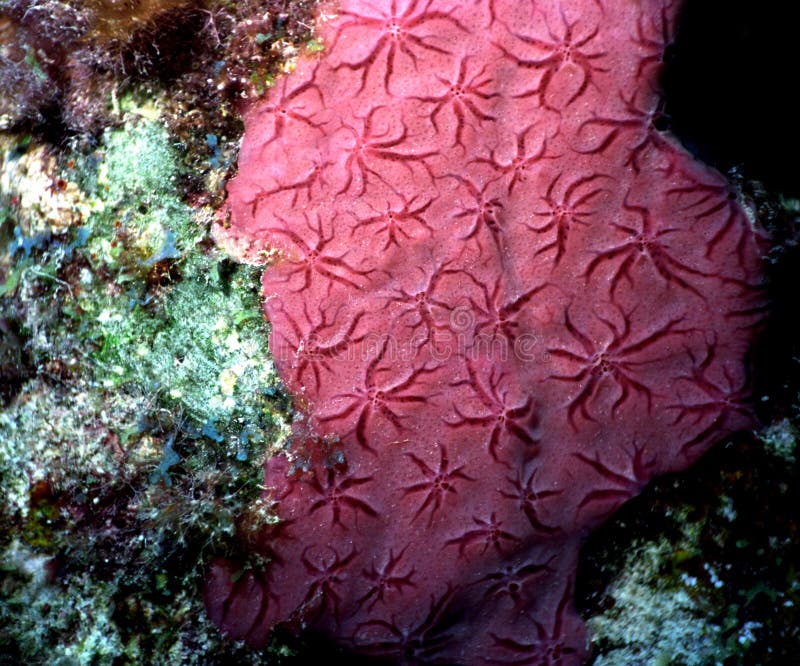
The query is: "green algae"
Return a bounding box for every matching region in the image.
[1,539,127,666]
[0,371,283,663]
[588,513,734,666]
[75,119,200,281]
[0,114,293,664]
[28,117,292,436]
[86,248,286,430]
[759,418,797,464]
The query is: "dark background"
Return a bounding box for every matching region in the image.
[664,0,798,198]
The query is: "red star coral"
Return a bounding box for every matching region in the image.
[207,0,766,662]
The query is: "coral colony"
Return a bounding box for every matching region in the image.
[206,0,765,662]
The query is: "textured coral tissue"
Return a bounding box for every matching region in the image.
[206,0,765,663]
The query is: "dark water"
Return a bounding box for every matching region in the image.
[664,0,798,198]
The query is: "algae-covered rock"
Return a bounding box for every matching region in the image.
[0,115,293,664]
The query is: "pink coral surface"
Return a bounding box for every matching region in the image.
[207,0,765,662]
